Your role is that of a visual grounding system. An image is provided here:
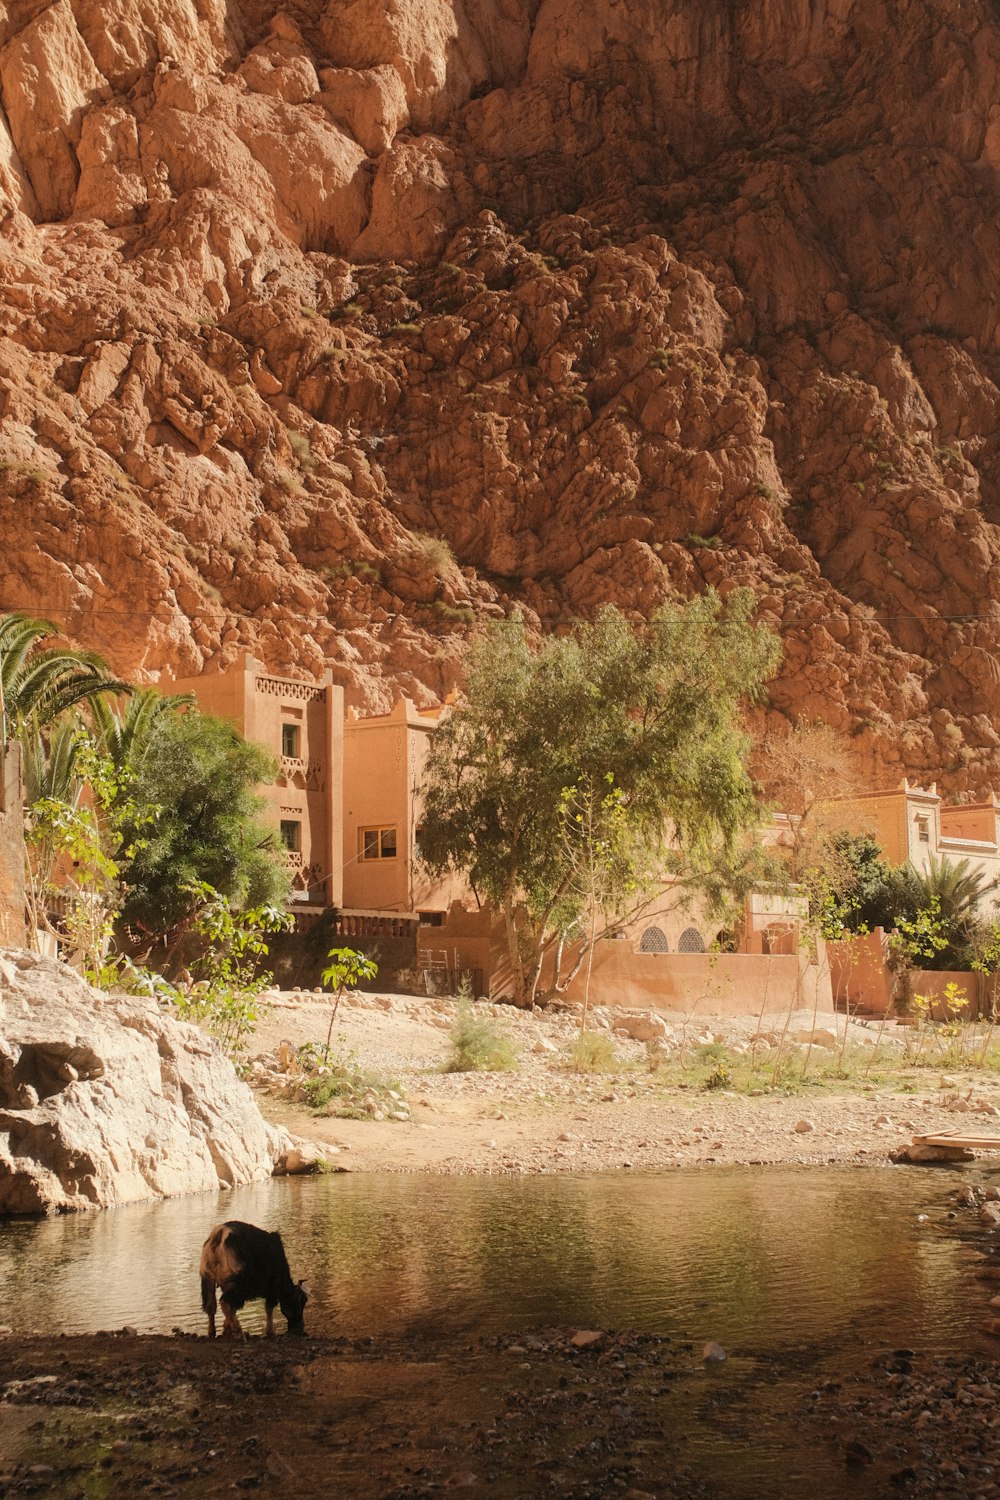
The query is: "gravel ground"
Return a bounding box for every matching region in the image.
[249,989,1000,1176]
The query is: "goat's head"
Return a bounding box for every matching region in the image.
[282,1279,309,1335]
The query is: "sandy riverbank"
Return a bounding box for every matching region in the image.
[249,988,1000,1174]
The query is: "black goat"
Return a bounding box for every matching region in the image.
[200,1221,308,1339]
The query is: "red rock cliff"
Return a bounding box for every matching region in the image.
[3,0,1000,792]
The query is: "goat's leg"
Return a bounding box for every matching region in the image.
[220,1298,245,1341]
[265,1303,276,1338]
[201,1276,218,1340]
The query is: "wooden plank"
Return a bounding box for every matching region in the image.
[912,1131,1000,1149]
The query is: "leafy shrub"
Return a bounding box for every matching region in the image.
[170,884,292,1060]
[565,1029,617,1073]
[300,1051,409,1120]
[410,532,457,575]
[445,1000,518,1072]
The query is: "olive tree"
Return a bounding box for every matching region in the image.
[418,590,781,1006]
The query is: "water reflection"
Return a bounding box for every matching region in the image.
[0,1166,984,1354]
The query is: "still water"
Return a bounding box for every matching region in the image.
[0,1164,989,1352]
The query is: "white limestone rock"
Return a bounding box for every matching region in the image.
[0,948,290,1215]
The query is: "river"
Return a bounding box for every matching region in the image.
[0,1163,988,1349]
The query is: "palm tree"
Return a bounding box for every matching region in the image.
[0,612,129,743]
[21,715,86,807]
[906,855,995,926]
[892,854,997,970]
[88,688,193,777]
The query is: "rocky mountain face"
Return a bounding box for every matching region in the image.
[3,0,1000,792]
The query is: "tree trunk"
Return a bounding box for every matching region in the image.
[503,900,526,1006]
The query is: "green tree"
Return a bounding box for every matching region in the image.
[173,882,293,1059]
[320,947,379,1059]
[24,736,154,979]
[418,590,781,1005]
[118,707,289,950]
[88,687,193,777]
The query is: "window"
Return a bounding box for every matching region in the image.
[359,826,398,860]
[678,927,706,953]
[639,926,669,953]
[916,817,930,844]
[281,723,300,758]
[280,819,301,852]
[419,911,445,927]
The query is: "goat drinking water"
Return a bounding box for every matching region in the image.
[200,1221,308,1339]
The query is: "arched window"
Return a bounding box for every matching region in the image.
[678,927,706,953]
[639,926,669,953]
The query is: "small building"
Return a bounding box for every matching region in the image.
[342,696,467,921]
[162,655,344,908]
[818,779,1000,907]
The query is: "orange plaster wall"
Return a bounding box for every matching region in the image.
[545,940,833,1015]
[939,804,1000,843]
[828,930,893,1014]
[908,969,985,1021]
[343,701,468,915]
[828,932,986,1020]
[343,704,413,911]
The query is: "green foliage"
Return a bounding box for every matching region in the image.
[825,833,896,933]
[299,1046,408,1120]
[410,532,458,575]
[87,689,194,790]
[564,1029,618,1073]
[826,838,990,972]
[25,737,155,982]
[888,896,949,967]
[445,999,518,1072]
[903,983,1000,1072]
[704,1060,732,1090]
[320,946,379,1059]
[0,611,129,743]
[418,591,781,1004]
[118,707,289,942]
[172,882,292,1058]
[894,857,996,969]
[430,601,476,624]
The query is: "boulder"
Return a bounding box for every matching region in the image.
[893,1143,975,1164]
[611,1012,668,1044]
[0,948,290,1215]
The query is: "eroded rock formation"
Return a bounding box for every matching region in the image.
[3,1,1000,790]
[0,949,288,1213]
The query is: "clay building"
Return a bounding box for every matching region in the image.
[819,780,1000,899]
[342,697,467,919]
[163,655,344,909]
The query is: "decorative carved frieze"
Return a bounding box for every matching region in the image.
[255,676,325,703]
